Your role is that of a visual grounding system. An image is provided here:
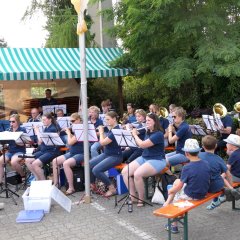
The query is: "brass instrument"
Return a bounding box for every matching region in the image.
[234,102,240,113]
[213,103,227,118]
[159,107,169,118]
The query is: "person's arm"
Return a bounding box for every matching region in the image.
[65,128,77,145]
[220,126,232,135]
[34,125,42,144]
[99,126,112,146]
[168,180,184,195]
[132,128,154,148]
[168,124,179,144]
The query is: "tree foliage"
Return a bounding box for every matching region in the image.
[108,0,240,111]
[23,0,96,48]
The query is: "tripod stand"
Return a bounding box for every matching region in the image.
[117,160,152,214]
[0,144,19,205]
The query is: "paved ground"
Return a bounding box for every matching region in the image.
[0,185,240,240]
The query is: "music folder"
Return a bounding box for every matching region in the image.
[111,129,138,148]
[16,210,45,223]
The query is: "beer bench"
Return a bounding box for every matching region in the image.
[153,182,240,240]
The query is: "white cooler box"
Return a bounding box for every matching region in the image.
[22,180,72,213]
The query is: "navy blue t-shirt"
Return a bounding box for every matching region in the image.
[228,148,240,178]
[89,118,103,129]
[175,121,192,154]
[181,160,210,199]
[70,141,84,155]
[142,131,165,160]
[221,115,233,140]
[159,117,169,133]
[199,152,227,192]
[8,126,26,154]
[104,125,122,156]
[40,124,60,152]
[126,114,137,124]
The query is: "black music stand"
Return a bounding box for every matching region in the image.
[111,129,152,214]
[0,131,25,205]
[39,132,65,187]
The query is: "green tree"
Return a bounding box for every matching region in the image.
[107,0,240,111]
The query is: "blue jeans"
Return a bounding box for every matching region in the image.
[166,151,189,166]
[90,142,102,158]
[90,153,122,186]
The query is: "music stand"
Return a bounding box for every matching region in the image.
[202,115,218,132]
[39,132,65,187]
[111,129,152,214]
[72,123,98,142]
[57,117,71,129]
[0,131,25,205]
[189,125,207,136]
[43,104,67,116]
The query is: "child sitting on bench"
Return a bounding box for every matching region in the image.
[199,135,239,210]
[163,139,210,234]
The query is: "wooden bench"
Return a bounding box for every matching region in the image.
[153,182,240,240]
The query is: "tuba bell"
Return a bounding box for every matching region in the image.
[234,102,240,113]
[213,103,227,118]
[159,107,169,118]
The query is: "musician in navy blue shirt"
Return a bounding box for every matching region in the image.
[90,111,123,197]
[122,109,146,163]
[52,113,84,195]
[89,105,104,158]
[122,113,166,207]
[0,114,26,184]
[166,107,192,166]
[25,113,61,180]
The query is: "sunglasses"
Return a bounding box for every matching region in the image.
[172,115,177,119]
[70,120,76,123]
[9,121,16,123]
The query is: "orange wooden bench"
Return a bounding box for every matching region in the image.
[164,146,176,152]
[153,182,240,240]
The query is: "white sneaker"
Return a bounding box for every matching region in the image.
[0,202,4,210]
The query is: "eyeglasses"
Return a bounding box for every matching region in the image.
[9,121,16,123]
[70,120,76,123]
[172,115,177,119]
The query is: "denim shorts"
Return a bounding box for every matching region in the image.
[166,152,189,166]
[34,151,60,164]
[63,152,84,165]
[136,156,166,173]
[5,152,24,161]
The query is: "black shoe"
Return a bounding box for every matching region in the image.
[224,188,234,201]
[231,189,240,201]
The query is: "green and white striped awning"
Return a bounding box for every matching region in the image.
[0,48,130,80]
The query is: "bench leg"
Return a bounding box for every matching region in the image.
[183,213,188,240]
[167,219,172,240]
[232,199,240,210]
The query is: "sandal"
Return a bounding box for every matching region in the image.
[104,189,116,197]
[65,189,76,196]
[137,201,145,207]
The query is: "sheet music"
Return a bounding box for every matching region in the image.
[39,132,65,146]
[72,123,98,142]
[15,133,33,146]
[214,114,224,130]
[22,122,44,136]
[189,125,206,136]
[57,117,71,129]
[111,129,138,148]
[43,104,67,115]
[0,131,23,141]
[202,115,217,131]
